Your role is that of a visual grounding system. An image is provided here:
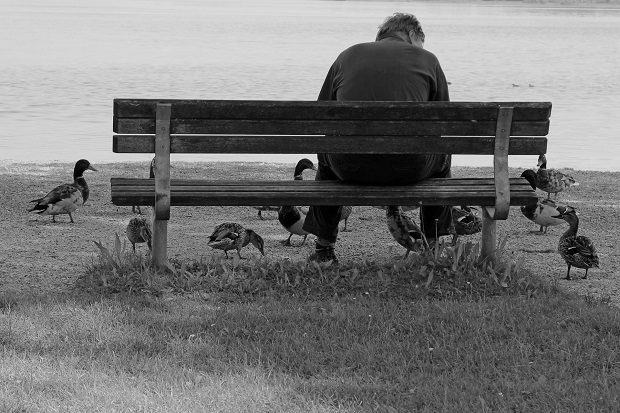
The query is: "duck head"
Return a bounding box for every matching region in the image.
[294,158,317,179]
[536,154,547,169]
[247,229,265,256]
[520,169,538,190]
[74,159,97,178]
[551,205,577,221]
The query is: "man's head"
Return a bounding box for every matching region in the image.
[376,12,425,47]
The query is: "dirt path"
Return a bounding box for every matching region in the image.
[1,161,618,306]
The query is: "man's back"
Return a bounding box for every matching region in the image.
[319,35,449,102]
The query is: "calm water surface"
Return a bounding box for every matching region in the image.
[1,0,619,171]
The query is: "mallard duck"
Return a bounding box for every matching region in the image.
[126,216,152,252]
[340,205,353,231]
[521,169,569,234]
[208,222,264,258]
[534,154,579,199]
[278,158,317,246]
[133,157,155,215]
[28,159,97,223]
[448,206,482,245]
[386,205,423,258]
[553,206,599,280]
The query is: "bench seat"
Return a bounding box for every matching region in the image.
[111,177,537,207]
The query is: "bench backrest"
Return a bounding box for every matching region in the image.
[113,100,550,155]
[113,99,550,221]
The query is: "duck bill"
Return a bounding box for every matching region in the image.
[88,165,98,171]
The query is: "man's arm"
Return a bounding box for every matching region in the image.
[318,64,338,101]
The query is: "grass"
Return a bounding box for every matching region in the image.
[0,237,619,412]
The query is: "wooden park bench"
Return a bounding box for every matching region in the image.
[111,99,550,268]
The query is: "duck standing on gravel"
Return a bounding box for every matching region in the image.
[520,169,568,234]
[386,205,423,258]
[208,222,265,258]
[533,154,579,199]
[278,158,317,246]
[553,206,599,280]
[28,159,97,223]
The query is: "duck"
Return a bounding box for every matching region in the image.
[126,216,152,252]
[208,222,264,258]
[132,157,155,215]
[553,206,599,280]
[278,158,317,246]
[386,205,423,258]
[534,154,579,199]
[520,170,568,234]
[448,206,482,245]
[340,205,353,231]
[28,159,97,223]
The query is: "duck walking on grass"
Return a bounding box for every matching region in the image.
[28,159,97,223]
[448,206,482,245]
[553,206,599,280]
[208,222,265,258]
[126,216,152,252]
[532,154,579,199]
[386,205,423,258]
[278,158,317,246]
[520,170,568,234]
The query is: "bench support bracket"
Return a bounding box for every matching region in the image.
[153,103,172,268]
[480,206,497,264]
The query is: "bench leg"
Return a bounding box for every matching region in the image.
[480,207,496,264]
[152,218,168,268]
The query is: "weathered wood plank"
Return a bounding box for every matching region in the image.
[111,177,538,210]
[114,100,552,121]
[153,104,171,269]
[113,135,548,155]
[113,118,550,136]
[492,107,513,220]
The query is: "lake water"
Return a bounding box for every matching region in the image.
[1,0,619,171]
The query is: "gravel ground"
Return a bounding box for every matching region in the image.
[1,160,618,306]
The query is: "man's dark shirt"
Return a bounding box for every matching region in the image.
[319,35,449,102]
[317,35,450,185]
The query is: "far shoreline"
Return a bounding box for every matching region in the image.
[332,0,620,8]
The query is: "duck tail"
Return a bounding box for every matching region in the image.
[27,203,46,213]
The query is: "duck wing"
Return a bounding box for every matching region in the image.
[29,183,81,211]
[568,236,598,259]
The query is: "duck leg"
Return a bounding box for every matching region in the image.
[52,215,56,223]
[68,212,75,223]
[258,210,263,220]
[582,268,588,280]
[565,264,572,280]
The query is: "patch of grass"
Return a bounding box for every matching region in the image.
[1,237,616,411]
[79,235,531,302]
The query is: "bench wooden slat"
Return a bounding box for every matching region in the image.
[114,100,552,121]
[113,135,547,155]
[113,118,550,136]
[111,177,537,208]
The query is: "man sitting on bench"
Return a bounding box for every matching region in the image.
[303,12,453,263]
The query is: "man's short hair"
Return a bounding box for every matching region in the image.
[376,12,425,43]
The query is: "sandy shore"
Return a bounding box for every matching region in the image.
[1,160,618,306]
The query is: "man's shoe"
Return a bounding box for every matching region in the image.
[308,244,338,264]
